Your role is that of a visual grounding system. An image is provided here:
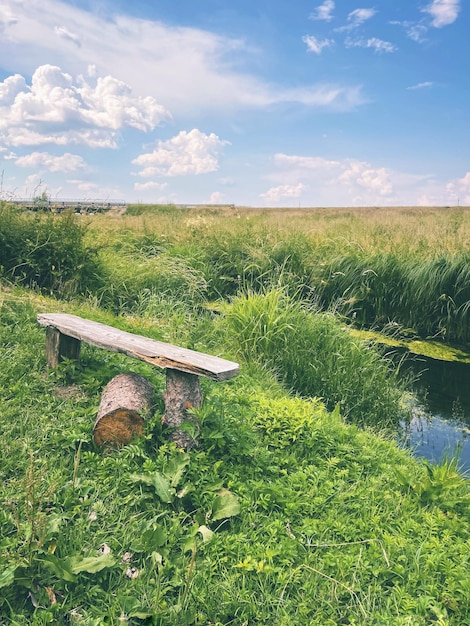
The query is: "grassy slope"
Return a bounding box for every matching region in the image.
[1,289,469,625]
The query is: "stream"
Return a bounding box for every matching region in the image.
[398,355,470,473]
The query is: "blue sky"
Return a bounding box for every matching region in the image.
[0,0,468,206]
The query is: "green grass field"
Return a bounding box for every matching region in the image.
[0,202,469,624]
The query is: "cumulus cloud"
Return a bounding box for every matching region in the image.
[0,0,365,115]
[260,183,306,203]
[303,35,334,54]
[309,0,335,22]
[132,129,229,178]
[446,171,470,204]
[15,151,87,172]
[134,181,168,191]
[0,64,171,149]
[266,153,397,204]
[208,191,225,204]
[423,0,460,28]
[338,161,393,195]
[345,37,397,53]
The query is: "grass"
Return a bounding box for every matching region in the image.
[1,288,469,624]
[0,204,469,623]
[219,288,405,428]
[85,204,470,345]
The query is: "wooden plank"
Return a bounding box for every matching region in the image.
[37,313,239,381]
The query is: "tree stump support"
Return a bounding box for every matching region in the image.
[163,369,203,449]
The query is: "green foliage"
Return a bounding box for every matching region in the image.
[87,206,470,344]
[220,288,406,428]
[0,202,102,296]
[96,245,207,315]
[314,251,470,345]
[396,455,470,511]
[1,202,470,624]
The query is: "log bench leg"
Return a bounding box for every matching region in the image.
[163,369,202,450]
[45,327,81,368]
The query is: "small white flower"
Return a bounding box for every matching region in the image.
[121,551,133,563]
[88,511,97,521]
[125,566,140,579]
[98,542,111,555]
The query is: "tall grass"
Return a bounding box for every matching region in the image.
[0,202,102,297]
[86,205,470,344]
[313,251,470,344]
[220,288,406,428]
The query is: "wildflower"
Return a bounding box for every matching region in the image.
[98,543,111,555]
[121,551,133,563]
[125,566,140,579]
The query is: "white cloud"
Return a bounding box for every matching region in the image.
[274,154,340,170]
[15,151,87,172]
[303,35,334,55]
[446,171,470,204]
[0,64,171,149]
[54,25,81,47]
[309,0,335,22]
[260,183,306,203]
[406,23,428,42]
[208,191,225,204]
[134,181,168,191]
[0,74,28,105]
[0,0,365,115]
[279,85,366,110]
[132,129,229,178]
[407,81,433,90]
[335,8,377,32]
[390,20,428,43]
[348,8,377,25]
[423,0,460,28]
[0,5,17,33]
[268,154,395,203]
[345,37,397,53]
[357,168,393,195]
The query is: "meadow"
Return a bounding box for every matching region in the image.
[0,201,469,624]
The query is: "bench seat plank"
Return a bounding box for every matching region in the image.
[37,313,239,381]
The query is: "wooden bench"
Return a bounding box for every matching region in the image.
[37,313,239,448]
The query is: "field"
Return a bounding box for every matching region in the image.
[0,202,469,624]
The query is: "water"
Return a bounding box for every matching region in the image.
[398,355,470,473]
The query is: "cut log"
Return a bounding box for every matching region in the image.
[93,373,155,447]
[163,369,202,450]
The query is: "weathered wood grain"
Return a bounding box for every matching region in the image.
[37,313,239,381]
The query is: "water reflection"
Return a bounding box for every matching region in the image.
[398,356,470,473]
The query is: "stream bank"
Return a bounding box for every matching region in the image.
[351,329,470,473]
